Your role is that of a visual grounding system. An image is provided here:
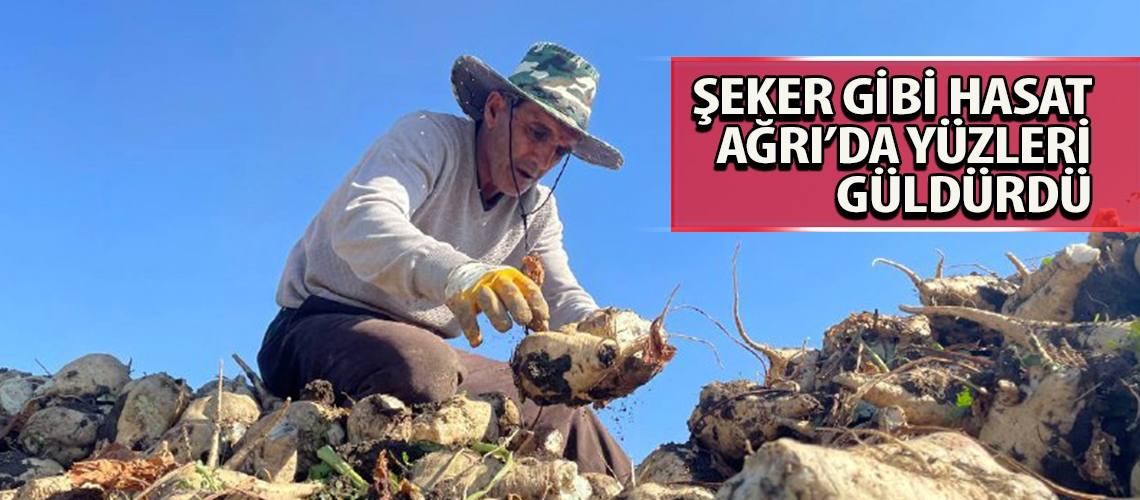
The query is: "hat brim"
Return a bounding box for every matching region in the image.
[451,55,623,170]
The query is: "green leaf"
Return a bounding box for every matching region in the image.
[1094,313,1101,322]
[1022,354,1044,367]
[193,462,222,492]
[956,388,974,408]
[1042,257,1053,266]
[317,445,368,491]
[308,463,334,481]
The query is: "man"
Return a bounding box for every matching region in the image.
[257,42,637,482]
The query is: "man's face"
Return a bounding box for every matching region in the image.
[483,93,580,197]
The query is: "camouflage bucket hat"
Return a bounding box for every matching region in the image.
[451,42,623,170]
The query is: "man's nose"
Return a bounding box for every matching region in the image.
[533,156,557,177]
[541,144,564,168]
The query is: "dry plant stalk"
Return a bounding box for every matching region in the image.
[729,243,789,382]
[206,360,224,469]
[223,398,292,470]
[1006,252,1031,279]
[232,353,276,408]
[521,251,545,288]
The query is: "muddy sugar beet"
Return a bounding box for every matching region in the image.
[511,307,675,407]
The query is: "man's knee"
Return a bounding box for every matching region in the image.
[355,321,462,404]
[397,341,462,403]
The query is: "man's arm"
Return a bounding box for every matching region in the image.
[329,112,471,304]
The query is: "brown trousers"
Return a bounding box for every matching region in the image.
[257,296,633,483]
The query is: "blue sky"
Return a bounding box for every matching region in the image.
[2,2,1136,463]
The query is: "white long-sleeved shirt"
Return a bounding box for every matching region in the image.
[275,110,599,339]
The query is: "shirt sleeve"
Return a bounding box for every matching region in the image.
[529,192,600,329]
[329,112,472,304]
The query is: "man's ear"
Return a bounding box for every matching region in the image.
[483,91,505,128]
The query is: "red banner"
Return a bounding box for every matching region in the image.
[670,57,1140,231]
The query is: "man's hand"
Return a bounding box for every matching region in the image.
[445,262,550,347]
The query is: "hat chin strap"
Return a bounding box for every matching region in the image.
[506,97,571,253]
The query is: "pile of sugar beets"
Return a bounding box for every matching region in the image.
[4,231,1140,499]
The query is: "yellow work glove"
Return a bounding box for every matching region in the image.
[444,262,550,348]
